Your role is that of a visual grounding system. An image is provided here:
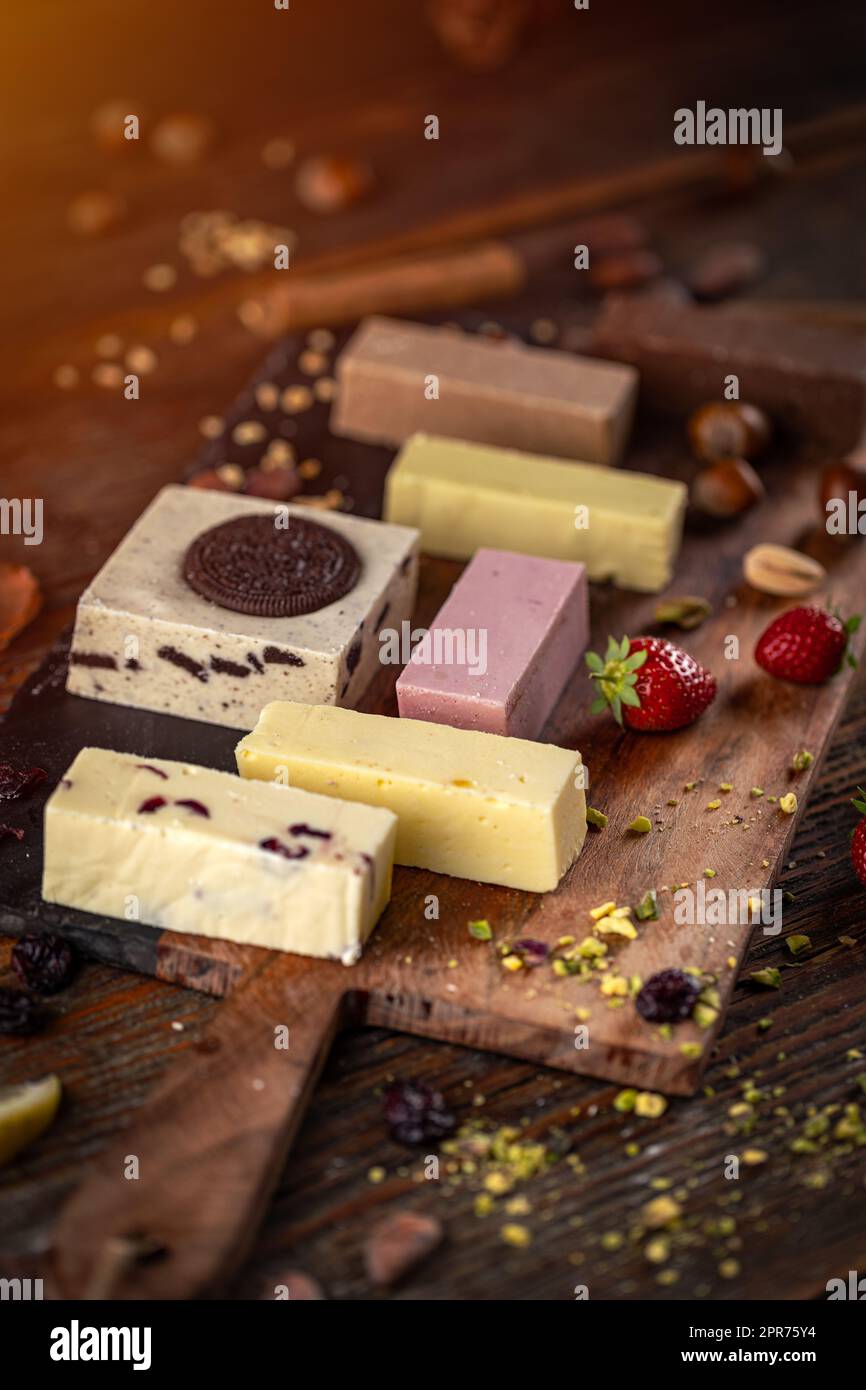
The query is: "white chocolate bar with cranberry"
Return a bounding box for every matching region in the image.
[42,748,397,963]
[236,702,586,892]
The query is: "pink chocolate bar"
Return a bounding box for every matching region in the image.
[396,549,588,738]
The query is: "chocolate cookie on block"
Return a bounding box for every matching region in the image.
[66,486,419,729]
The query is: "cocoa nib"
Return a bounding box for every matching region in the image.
[364,1210,444,1287]
[0,763,47,801]
[12,933,78,994]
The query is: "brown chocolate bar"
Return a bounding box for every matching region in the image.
[591,296,866,451]
[331,315,638,466]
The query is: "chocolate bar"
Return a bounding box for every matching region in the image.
[331,315,638,466]
[591,297,866,451]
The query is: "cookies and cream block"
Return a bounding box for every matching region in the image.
[236,703,586,892]
[43,749,397,963]
[66,485,419,729]
[331,315,638,465]
[384,434,686,593]
[396,549,588,738]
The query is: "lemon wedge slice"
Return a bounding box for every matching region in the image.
[0,1074,62,1166]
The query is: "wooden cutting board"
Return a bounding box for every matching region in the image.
[2,313,864,1296]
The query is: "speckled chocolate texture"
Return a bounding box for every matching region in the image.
[67,486,419,729]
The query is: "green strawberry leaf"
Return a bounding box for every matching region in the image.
[590,696,608,716]
[585,651,604,674]
[620,687,641,708]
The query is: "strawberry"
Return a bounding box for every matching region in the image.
[586,635,717,732]
[852,789,866,889]
[754,606,860,685]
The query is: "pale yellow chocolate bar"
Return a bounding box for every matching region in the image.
[43,748,397,963]
[236,702,586,893]
[384,433,687,593]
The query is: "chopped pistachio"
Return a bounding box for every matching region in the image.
[757,1017,773,1031]
[589,900,617,921]
[600,1231,623,1251]
[639,1195,681,1228]
[749,967,781,989]
[786,934,811,956]
[624,1141,640,1157]
[614,1089,637,1113]
[706,799,721,810]
[667,798,679,806]
[644,1236,671,1263]
[586,806,608,829]
[600,974,629,997]
[634,1091,668,1119]
[791,749,813,772]
[468,919,492,941]
[474,1193,494,1217]
[557,935,575,947]
[742,1148,768,1165]
[367,1166,386,1184]
[719,782,733,793]
[578,936,607,958]
[684,781,697,791]
[750,787,764,798]
[502,954,524,972]
[779,792,798,814]
[635,889,659,920]
[594,915,638,940]
[501,1223,532,1248]
[703,868,717,878]
[628,815,652,834]
[718,1258,740,1279]
[694,1002,719,1029]
[680,1042,703,1059]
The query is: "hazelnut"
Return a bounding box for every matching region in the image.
[188,469,231,492]
[819,458,866,515]
[244,466,302,501]
[67,190,127,237]
[688,401,772,462]
[150,112,215,165]
[294,155,372,214]
[691,458,765,519]
[588,249,662,292]
[686,241,765,302]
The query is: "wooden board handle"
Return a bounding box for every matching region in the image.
[251,240,525,336]
[50,960,347,1299]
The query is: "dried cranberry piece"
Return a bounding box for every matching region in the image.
[636,968,701,1023]
[0,824,25,844]
[138,797,167,814]
[384,1079,456,1147]
[288,823,332,840]
[0,987,47,1035]
[11,933,77,994]
[175,798,210,817]
[512,938,549,967]
[259,837,309,860]
[0,763,47,801]
[136,764,168,780]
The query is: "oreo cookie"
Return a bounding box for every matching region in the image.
[183,514,361,617]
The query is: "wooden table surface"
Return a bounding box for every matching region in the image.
[2,0,865,1300]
